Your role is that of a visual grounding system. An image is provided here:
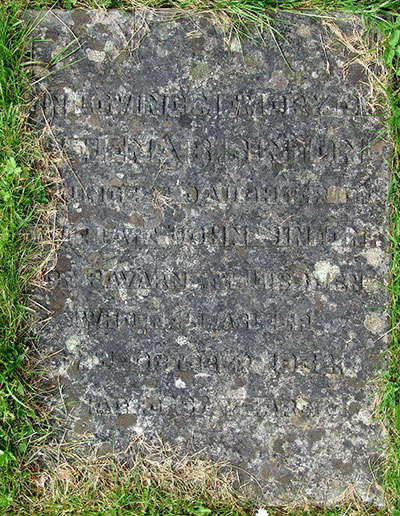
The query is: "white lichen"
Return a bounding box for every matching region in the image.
[86,49,106,63]
[365,248,386,267]
[175,378,186,389]
[313,261,340,283]
[66,335,80,353]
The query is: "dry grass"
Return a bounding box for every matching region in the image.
[323,18,389,116]
[20,435,254,514]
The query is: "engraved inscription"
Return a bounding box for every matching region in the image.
[84,267,364,293]
[66,183,365,207]
[40,90,364,119]
[61,134,369,167]
[74,349,345,377]
[70,224,368,249]
[77,308,314,333]
[85,392,343,419]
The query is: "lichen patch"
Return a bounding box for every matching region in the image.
[313,261,340,283]
[365,248,386,267]
[364,312,388,335]
[66,335,80,353]
[86,48,106,63]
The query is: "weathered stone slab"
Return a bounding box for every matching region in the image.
[32,9,389,504]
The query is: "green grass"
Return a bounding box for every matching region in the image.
[1,0,400,515]
[0,1,51,510]
[378,42,400,516]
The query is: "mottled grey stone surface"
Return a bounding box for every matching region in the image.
[31,9,390,504]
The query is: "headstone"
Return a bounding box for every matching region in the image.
[32,9,389,504]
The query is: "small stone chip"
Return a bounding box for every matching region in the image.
[327,186,347,203]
